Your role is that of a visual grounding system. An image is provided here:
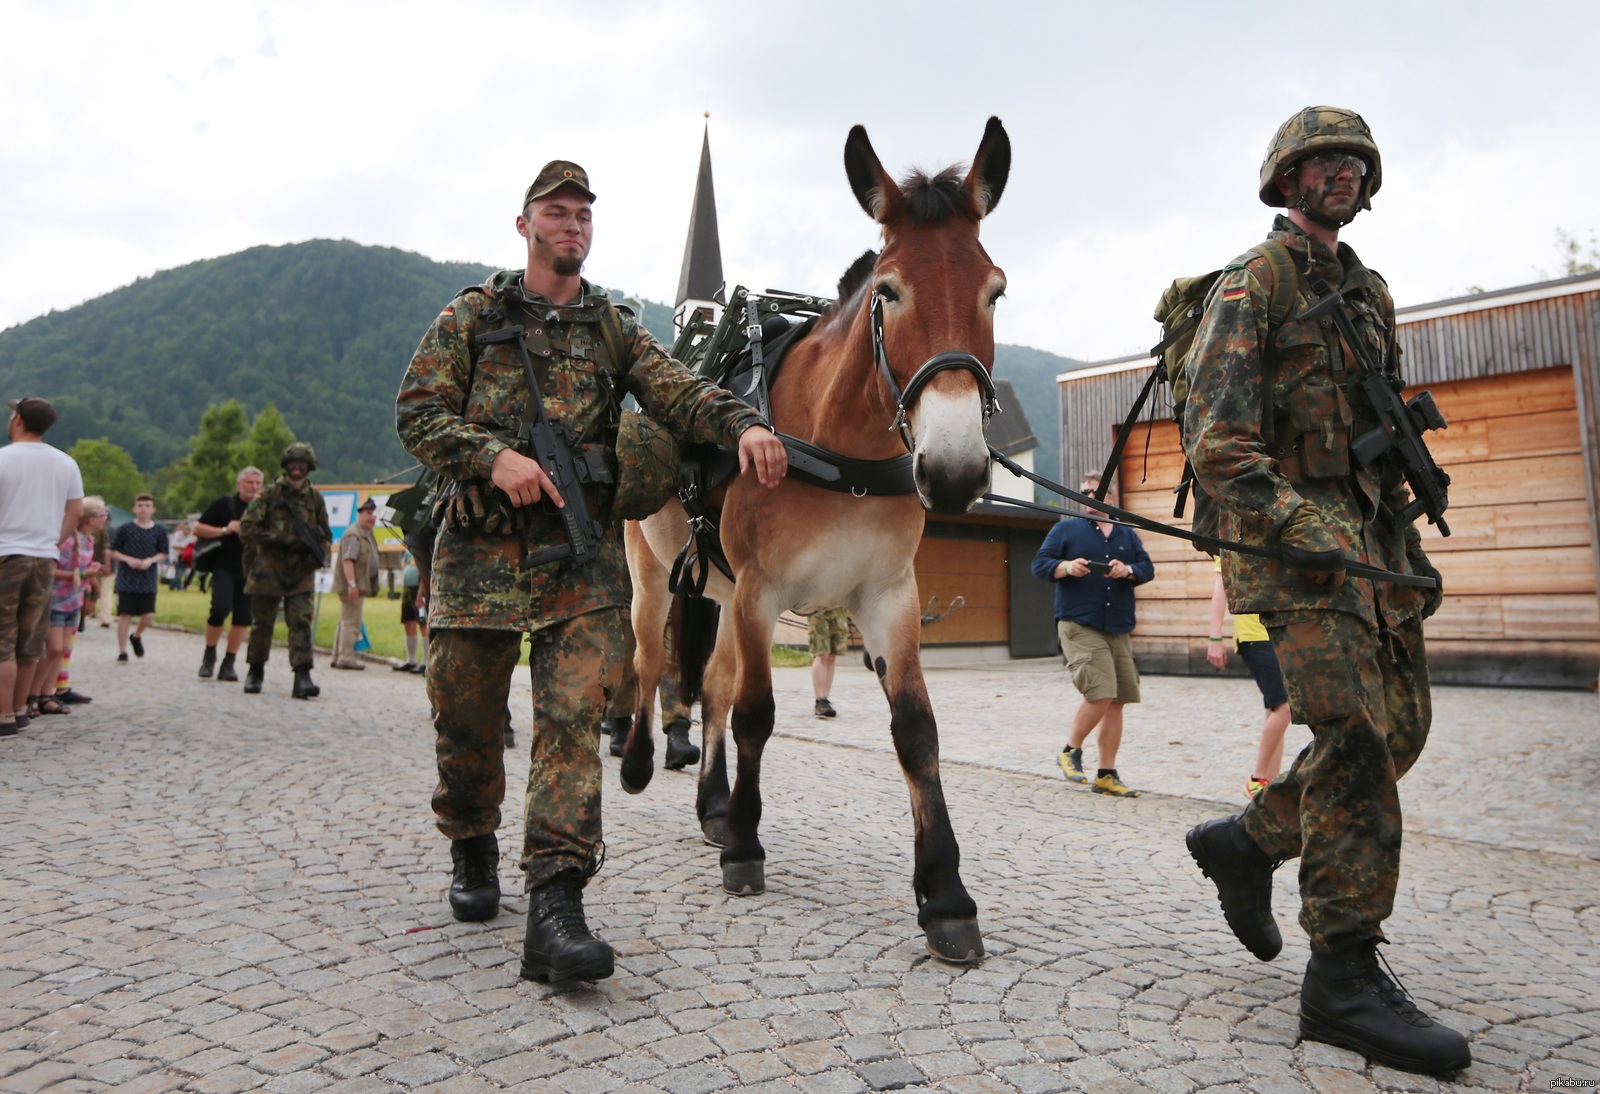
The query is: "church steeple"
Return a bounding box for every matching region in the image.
[674,117,724,332]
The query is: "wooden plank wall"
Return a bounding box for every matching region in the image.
[1115,366,1599,686]
[915,537,1010,646]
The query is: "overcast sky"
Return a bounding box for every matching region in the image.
[3,0,1597,362]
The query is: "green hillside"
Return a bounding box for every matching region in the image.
[0,239,1077,483]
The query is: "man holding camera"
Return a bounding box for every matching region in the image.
[1180,107,1465,1076]
[396,161,786,984]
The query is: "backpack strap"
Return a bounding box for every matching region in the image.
[1240,239,1301,448]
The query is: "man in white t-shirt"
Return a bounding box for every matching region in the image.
[0,398,84,736]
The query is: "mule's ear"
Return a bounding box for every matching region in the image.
[845,124,901,223]
[962,116,1011,219]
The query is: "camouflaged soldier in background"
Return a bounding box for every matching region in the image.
[1181,107,1468,1077]
[239,442,332,701]
[396,159,784,985]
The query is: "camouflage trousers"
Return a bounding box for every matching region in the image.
[246,592,314,670]
[429,610,627,888]
[605,616,689,726]
[1243,610,1430,954]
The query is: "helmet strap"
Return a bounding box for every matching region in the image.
[1293,189,1357,230]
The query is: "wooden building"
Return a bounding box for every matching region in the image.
[1057,271,1600,688]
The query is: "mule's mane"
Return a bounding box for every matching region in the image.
[898,165,969,225]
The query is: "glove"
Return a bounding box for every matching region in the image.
[1408,547,1443,620]
[1279,502,1345,589]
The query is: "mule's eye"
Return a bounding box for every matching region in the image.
[876,283,900,303]
[989,287,1006,306]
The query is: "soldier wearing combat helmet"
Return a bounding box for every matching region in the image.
[1180,108,1468,1075]
[239,442,332,700]
[396,159,787,985]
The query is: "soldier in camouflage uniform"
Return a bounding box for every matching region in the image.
[1181,108,1467,1076]
[238,442,332,701]
[396,160,787,985]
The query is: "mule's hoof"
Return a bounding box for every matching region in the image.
[701,816,729,848]
[619,751,654,796]
[722,859,765,896]
[924,918,984,964]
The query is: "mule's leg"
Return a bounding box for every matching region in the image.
[853,578,983,963]
[720,584,780,896]
[695,622,737,848]
[619,522,664,793]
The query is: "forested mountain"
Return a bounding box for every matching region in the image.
[0,240,1080,483]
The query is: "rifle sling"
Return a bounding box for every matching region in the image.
[987,447,1438,589]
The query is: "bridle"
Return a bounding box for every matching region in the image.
[869,292,998,451]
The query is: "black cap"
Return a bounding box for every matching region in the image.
[7,397,57,435]
[357,498,378,512]
[523,160,596,207]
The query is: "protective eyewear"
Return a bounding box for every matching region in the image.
[1299,152,1369,178]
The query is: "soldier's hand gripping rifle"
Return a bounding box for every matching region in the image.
[1298,290,1452,537]
[474,325,607,567]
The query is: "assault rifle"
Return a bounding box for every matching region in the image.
[1298,289,1452,537]
[266,496,327,568]
[475,325,607,567]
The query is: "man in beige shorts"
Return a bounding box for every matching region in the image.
[1031,472,1154,796]
[808,606,850,718]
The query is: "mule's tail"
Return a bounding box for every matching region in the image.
[671,591,720,705]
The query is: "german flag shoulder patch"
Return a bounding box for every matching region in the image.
[1220,285,1249,302]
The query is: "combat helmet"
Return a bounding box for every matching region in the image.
[280,441,318,471]
[1259,106,1382,212]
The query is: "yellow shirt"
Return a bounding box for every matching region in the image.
[1215,558,1269,645]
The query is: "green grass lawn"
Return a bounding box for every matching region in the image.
[155,585,818,666]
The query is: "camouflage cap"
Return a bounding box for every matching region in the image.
[280,441,318,471]
[1259,106,1382,210]
[523,160,596,207]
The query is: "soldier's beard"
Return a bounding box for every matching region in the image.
[535,230,587,277]
[1295,180,1360,230]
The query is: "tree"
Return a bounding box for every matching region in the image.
[1553,228,1599,277]
[233,403,297,478]
[169,400,249,514]
[67,438,146,511]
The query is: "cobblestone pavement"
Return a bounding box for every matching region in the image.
[2,625,1597,1093]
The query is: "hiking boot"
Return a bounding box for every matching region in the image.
[216,654,238,682]
[1059,747,1087,783]
[1301,940,1471,1075]
[1093,770,1140,797]
[520,870,614,983]
[199,646,217,678]
[243,664,264,694]
[291,667,319,700]
[447,834,501,922]
[130,635,144,658]
[605,715,629,758]
[663,719,700,769]
[1185,814,1283,960]
[814,697,837,718]
[504,711,515,751]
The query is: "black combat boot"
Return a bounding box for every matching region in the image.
[1301,940,1471,1075]
[520,869,614,983]
[243,664,264,694]
[198,646,217,678]
[1185,814,1283,960]
[604,715,629,758]
[663,719,700,769]
[291,667,319,699]
[216,653,238,682]
[448,833,501,922]
[503,711,515,750]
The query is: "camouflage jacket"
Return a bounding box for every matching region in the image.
[239,476,333,598]
[1182,216,1425,627]
[395,270,767,633]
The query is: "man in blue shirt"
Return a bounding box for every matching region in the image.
[1031,473,1155,797]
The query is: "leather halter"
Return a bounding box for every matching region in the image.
[870,293,998,451]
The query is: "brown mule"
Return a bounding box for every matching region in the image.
[623,119,1012,964]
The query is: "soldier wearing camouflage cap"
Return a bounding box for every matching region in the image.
[396,159,787,985]
[238,442,332,700]
[1180,108,1468,1075]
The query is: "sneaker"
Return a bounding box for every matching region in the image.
[0,721,15,738]
[1058,747,1087,783]
[56,689,93,705]
[392,661,415,672]
[1093,770,1140,797]
[117,652,129,663]
[814,698,837,718]
[130,636,144,658]
[1246,777,1270,799]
